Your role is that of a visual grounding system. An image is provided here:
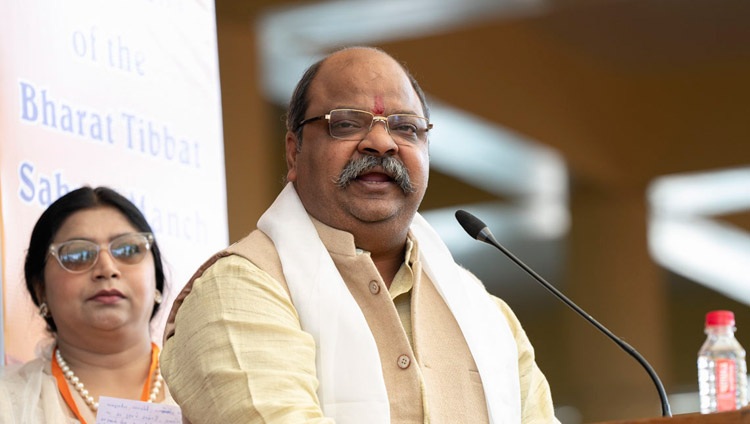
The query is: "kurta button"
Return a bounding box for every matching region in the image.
[397,354,411,369]
[369,280,380,294]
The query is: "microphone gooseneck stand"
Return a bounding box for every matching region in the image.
[454,209,672,418]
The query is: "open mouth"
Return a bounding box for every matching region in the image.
[356,171,393,183]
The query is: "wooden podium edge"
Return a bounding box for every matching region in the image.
[592,408,750,423]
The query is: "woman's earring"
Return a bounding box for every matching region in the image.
[154,290,163,305]
[39,302,51,318]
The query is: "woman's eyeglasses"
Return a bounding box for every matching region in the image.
[48,232,154,273]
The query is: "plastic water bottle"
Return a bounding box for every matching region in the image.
[697,310,748,413]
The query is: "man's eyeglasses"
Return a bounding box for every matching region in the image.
[298,109,433,144]
[48,232,154,273]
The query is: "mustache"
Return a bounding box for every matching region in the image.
[334,156,415,193]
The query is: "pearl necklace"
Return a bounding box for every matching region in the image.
[54,348,163,412]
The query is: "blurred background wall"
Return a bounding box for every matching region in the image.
[214,0,750,422]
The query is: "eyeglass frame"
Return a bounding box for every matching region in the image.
[297,108,433,143]
[47,232,155,274]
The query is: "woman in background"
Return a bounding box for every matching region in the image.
[0,186,176,423]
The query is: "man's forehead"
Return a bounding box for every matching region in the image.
[309,51,421,115]
[311,66,419,113]
[318,49,407,86]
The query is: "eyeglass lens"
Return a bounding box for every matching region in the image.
[328,109,429,143]
[51,233,152,272]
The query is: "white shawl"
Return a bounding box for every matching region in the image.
[258,183,521,423]
[0,346,78,424]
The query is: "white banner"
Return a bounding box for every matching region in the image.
[0,0,227,364]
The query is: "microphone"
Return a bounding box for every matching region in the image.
[454,209,672,418]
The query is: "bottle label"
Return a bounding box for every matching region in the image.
[715,358,737,411]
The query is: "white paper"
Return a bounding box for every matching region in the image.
[95,396,182,424]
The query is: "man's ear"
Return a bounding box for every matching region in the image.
[285,130,299,183]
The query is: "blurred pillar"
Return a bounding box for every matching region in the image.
[216,12,280,242]
[564,182,670,422]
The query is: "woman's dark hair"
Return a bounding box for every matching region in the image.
[24,186,165,333]
[285,46,431,148]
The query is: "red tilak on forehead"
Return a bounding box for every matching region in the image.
[372,96,385,115]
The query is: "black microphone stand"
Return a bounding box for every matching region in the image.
[455,210,672,418]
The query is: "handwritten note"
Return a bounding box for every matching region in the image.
[95,396,182,424]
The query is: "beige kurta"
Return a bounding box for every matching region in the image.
[162,220,559,423]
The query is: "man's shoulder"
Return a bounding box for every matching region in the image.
[226,228,273,257]
[163,228,286,343]
[188,228,284,287]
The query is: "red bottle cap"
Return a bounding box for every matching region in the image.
[706,310,735,327]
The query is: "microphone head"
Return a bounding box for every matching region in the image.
[455,209,487,240]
